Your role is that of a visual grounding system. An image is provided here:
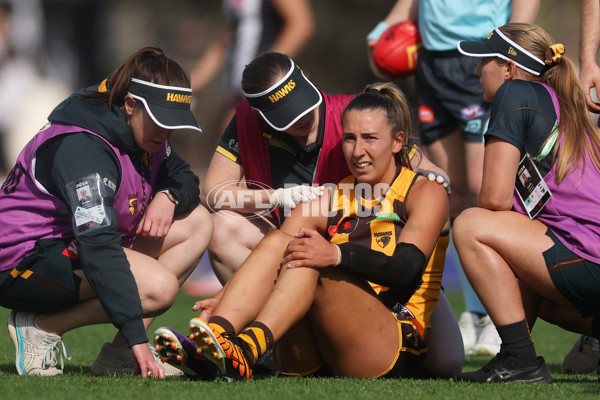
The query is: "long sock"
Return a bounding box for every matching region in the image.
[208,316,235,336]
[238,321,274,365]
[497,319,537,362]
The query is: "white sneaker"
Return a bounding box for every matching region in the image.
[7,310,71,376]
[458,311,478,355]
[474,315,501,356]
[90,341,184,376]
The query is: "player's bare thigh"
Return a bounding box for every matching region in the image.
[308,268,400,378]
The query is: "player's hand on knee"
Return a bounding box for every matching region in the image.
[283,228,339,268]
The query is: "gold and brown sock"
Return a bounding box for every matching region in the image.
[208,316,235,336]
[238,321,274,365]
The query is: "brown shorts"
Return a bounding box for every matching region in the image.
[378,311,427,378]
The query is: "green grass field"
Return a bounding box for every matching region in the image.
[1,291,598,400]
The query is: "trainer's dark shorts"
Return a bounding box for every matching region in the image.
[0,238,82,313]
[543,229,600,318]
[416,49,490,145]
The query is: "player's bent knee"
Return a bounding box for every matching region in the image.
[260,229,293,249]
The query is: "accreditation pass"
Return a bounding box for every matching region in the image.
[514,154,551,219]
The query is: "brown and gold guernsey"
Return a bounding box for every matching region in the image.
[327,167,449,338]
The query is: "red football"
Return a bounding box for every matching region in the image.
[372,20,423,77]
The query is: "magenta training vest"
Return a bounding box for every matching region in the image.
[513,83,600,263]
[0,123,166,272]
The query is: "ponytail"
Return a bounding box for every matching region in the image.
[500,23,600,184]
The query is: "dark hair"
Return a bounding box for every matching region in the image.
[91,47,191,108]
[343,82,413,168]
[241,52,292,94]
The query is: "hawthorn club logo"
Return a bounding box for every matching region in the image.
[374,231,393,248]
[128,195,139,215]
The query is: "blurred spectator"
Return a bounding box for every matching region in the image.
[579,0,600,113]
[190,0,315,133]
[0,0,69,179]
[41,0,104,89]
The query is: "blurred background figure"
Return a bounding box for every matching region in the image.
[190,0,315,136]
[0,0,69,181]
[578,0,600,115]
[40,0,104,89]
[182,0,315,297]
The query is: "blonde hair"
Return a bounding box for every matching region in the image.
[499,23,600,184]
[342,82,413,168]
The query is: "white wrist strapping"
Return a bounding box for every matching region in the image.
[334,244,342,266]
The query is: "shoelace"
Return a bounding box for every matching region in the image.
[222,332,248,351]
[481,353,504,372]
[42,338,72,371]
[223,334,254,364]
[149,343,162,362]
[576,336,585,352]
